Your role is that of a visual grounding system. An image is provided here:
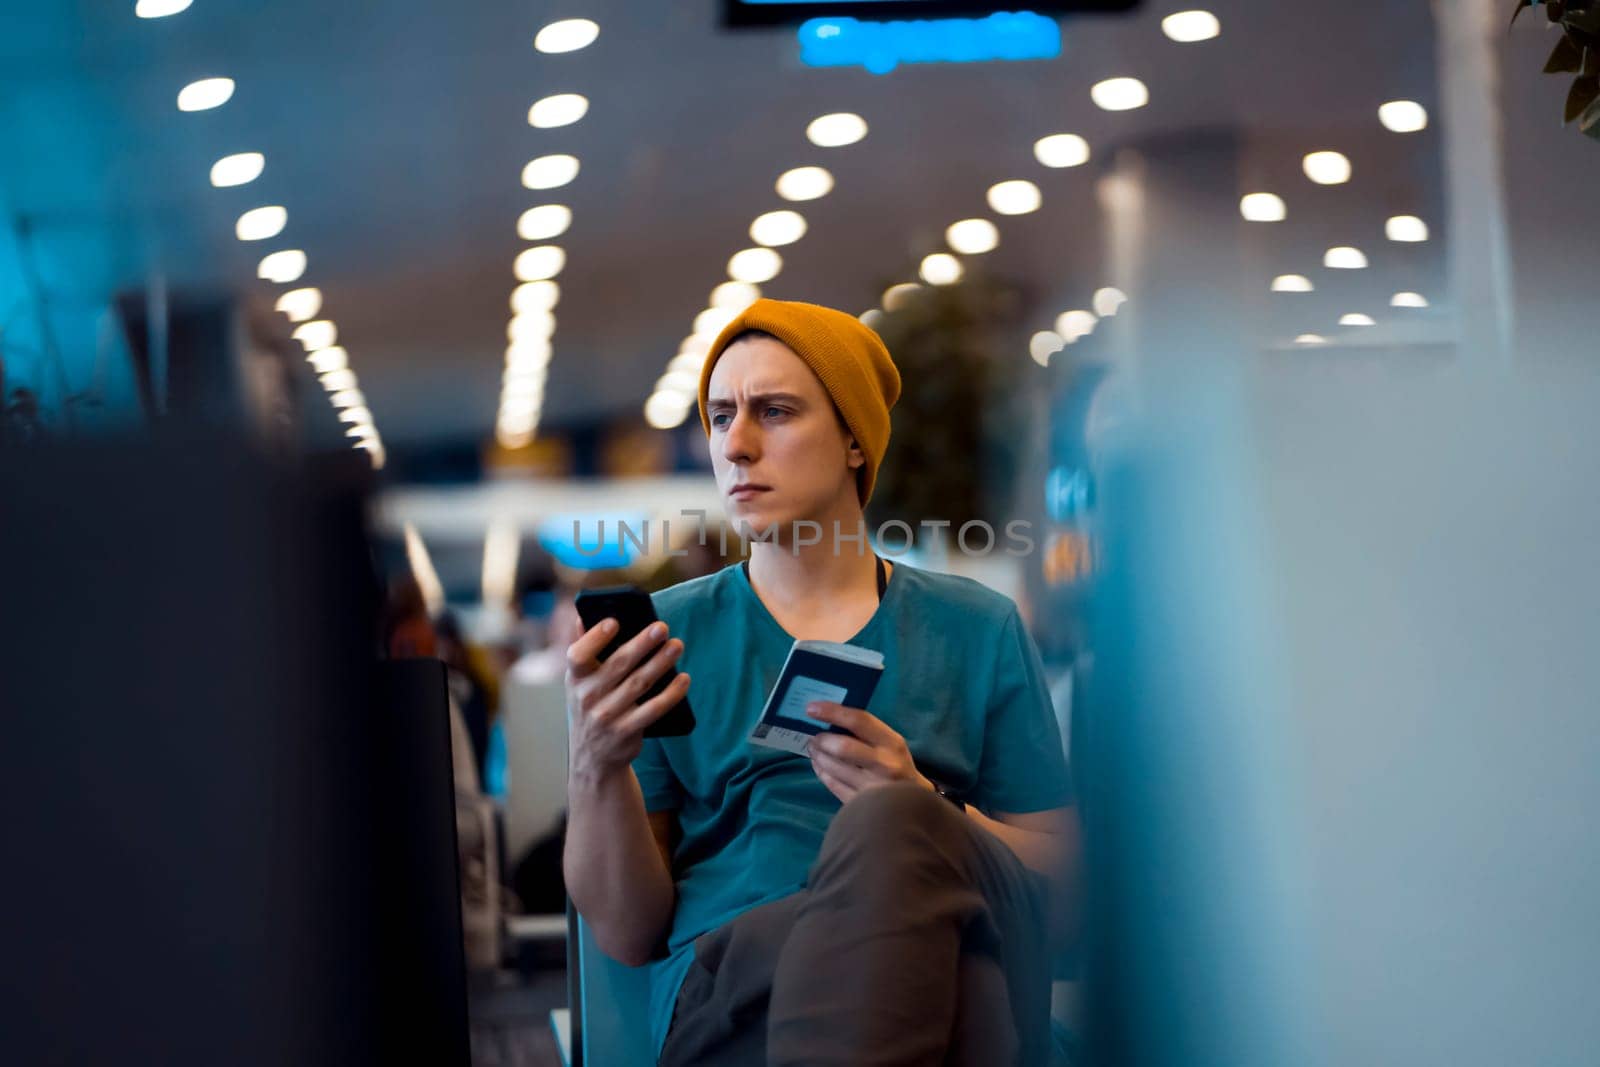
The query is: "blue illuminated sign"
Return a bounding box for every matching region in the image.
[798,11,1061,73]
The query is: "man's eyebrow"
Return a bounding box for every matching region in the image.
[705,391,807,408]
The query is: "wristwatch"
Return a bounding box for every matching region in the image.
[931,780,966,813]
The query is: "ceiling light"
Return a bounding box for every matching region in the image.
[1093,287,1129,317]
[1385,215,1429,242]
[1161,10,1221,42]
[534,18,599,54]
[274,287,321,322]
[518,204,572,241]
[508,312,556,343]
[1294,334,1328,346]
[656,371,700,395]
[750,210,807,247]
[501,395,539,418]
[946,218,999,255]
[710,281,760,310]
[511,280,560,314]
[506,346,552,373]
[257,250,307,283]
[775,166,834,201]
[320,368,357,392]
[679,335,711,357]
[1030,331,1066,367]
[728,247,782,283]
[806,112,868,147]
[1239,193,1286,222]
[645,391,693,430]
[1271,274,1314,292]
[337,405,372,425]
[293,320,337,351]
[503,377,545,399]
[1303,151,1352,184]
[860,309,885,330]
[522,154,580,190]
[1090,77,1149,111]
[498,428,534,450]
[210,152,263,188]
[1056,310,1098,341]
[177,77,234,112]
[235,205,287,242]
[987,179,1042,215]
[694,306,739,338]
[1339,313,1376,326]
[1324,246,1368,269]
[307,346,348,374]
[514,245,566,282]
[1391,291,1429,308]
[137,0,193,16]
[528,93,589,129]
[505,362,549,383]
[919,253,963,286]
[881,283,923,311]
[1034,133,1090,168]
[668,352,704,376]
[1378,100,1428,133]
[329,388,365,408]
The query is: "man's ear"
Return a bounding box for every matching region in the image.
[846,438,866,471]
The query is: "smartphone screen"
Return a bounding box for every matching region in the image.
[574,586,696,737]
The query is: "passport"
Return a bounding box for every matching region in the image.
[749,639,885,755]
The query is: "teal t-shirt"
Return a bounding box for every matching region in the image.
[632,561,1072,1055]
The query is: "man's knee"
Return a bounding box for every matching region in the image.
[829,781,956,848]
[812,783,972,894]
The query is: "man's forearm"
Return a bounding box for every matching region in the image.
[563,767,675,966]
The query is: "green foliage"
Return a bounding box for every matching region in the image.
[1516,0,1600,139]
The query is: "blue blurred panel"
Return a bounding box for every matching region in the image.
[799,12,1060,74]
[538,512,652,571]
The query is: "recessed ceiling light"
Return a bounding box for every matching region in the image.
[656,371,700,395]
[668,352,705,376]
[1323,246,1368,269]
[881,283,923,311]
[750,210,807,247]
[1056,310,1098,341]
[274,287,321,322]
[1093,287,1129,317]
[518,204,572,242]
[1378,100,1428,133]
[1303,151,1352,184]
[508,311,556,344]
[806,112,868,147]
[1034,133,1090,168]
[257,249,307,283]
[177,77,234,112]
[728,247,782,283]
[329,388,365,409]
[1385,215,1429,242]
[919,253,963,286]
[1294,334,1328,346]
[987,179,1042,215]
[1090,77,1148,112]
[320,368,357,392]
[1161,10,1221,42]
[645,391,693,430]
[1239,193,1286,222]
[694,306,739,338]
[534,18,599,54]
[1271,274,1314,292]
[514,245,566,282]
[1391,291,1429,308]
[528,93,589,129]
[1339,313,1376,326]
[511,280,561,314]
[522,154,581,190]
[345,423,377,440]
[210,152,263,188]
[337,405,371,425]
[235,205,287,242]
[946,219,999,255]
[1030,331,1066,366]
[137,0,194,17]
[307,346,348,374]
[710,281,760,310]
[292,320,337,351]
[860,309,885,330]
[775,166,834,201]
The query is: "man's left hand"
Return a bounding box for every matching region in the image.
[805,702,934,804]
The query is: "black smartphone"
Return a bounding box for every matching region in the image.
[574,585,696,737]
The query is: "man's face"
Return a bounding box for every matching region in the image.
[705,336,864,538]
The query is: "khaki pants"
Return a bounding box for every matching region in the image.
[659,784,1056,1067]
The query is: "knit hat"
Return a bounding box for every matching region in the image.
[697,299,902,506]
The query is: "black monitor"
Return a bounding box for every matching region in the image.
[725,0,1139,27]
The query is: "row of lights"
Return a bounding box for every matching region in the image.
[142,0,385,465]
[1239,99,1434,345]
[496,17,603,451]
[640,113,867,430]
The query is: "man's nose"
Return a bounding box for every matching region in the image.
[722,409,759,464]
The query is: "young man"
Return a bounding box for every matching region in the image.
[564,299,1077,1065]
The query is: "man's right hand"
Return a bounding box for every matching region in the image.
[565,618,689,785]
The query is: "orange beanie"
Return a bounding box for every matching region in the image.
[697,299,901,505]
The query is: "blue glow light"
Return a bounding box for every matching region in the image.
[798,11,1061,75]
